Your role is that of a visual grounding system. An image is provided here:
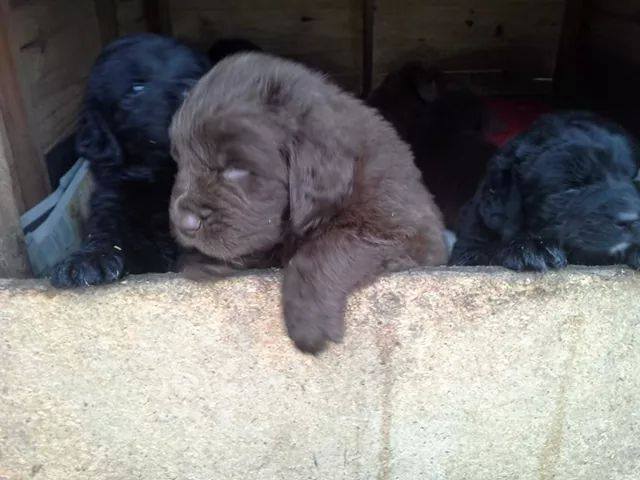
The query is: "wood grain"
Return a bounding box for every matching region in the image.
[8,0,103,155]
[0,0,50,210]
[116,0,148,35]
[169,0,363,93]
[373,0,566,87]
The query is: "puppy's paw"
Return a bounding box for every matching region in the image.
[282,269,345,354]
[50,246,125,288]
[449,244,492,266]
[283,299,345,354]
[497,239,567,272]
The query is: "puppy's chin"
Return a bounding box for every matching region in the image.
[174,224,283,263]
[177,250,238,281]
[178,238,242,264]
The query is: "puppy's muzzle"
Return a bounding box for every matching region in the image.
[178,212,202,235]
[173,199,203,237]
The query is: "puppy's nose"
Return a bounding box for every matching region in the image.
[179,212,202,234]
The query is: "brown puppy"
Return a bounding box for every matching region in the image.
[169,52,447,353]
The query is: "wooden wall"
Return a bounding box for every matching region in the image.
[169,0,364,92]
[7,1,104,155]
[0,113,31,276]
[373,0,565,88]
[116,0,148,35]
[586,0,640,65]
[167,0,566,95]
[581,0,640,129]
[6,0,154,162]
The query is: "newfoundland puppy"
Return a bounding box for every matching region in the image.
[49,34,211,287]
[368,62,496,229]
[169,53,448,353]
[451,111,640,271]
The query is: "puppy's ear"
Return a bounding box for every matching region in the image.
[76,107,122,165]
[477,161,523,240]
[285,131,355,236]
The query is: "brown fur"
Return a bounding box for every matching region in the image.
[169,53,447,353]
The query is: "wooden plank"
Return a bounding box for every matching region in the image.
[8,0,103,155]
[0,0,49,211]
[144,0,172,35]
[116,0,148,35]
[553,0,587,104]
[94,0,120,45]
[586,7,640,65]
[372,0,566,90]
[362,0,375,97]
[591,0,640,16]
[564,0,640,114]
[169,0,363,93]
[0,105,31,277]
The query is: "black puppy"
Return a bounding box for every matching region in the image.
[451,111,640,271]
[368,62,496,230]
[50,34,211,287]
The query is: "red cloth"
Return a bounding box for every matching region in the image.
[484,97,552,147]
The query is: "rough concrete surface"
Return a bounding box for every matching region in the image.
[0,267,639,480]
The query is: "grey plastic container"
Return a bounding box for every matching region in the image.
[20,159,94,277]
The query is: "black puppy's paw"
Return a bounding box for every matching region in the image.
[449,243,492,266]
[496,239,567,272]
[50,246,125,288]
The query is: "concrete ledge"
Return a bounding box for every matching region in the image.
[1,268,639,479]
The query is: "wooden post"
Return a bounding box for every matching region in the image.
[553,0,587,107]
[143,0,172,36]
[94,0,119,45]
[0,0,51,212]
[0,109,31,277]
[362,0,375,97]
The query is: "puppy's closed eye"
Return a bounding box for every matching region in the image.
[223,168,250,181]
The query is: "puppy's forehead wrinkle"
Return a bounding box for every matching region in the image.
[187,52,327,120]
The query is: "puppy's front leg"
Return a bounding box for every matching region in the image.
[50,186,127,287]
[283,230,385,354]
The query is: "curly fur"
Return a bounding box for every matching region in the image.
[169,53,448,353]
[451,111,640,271]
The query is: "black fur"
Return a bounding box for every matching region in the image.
[451,111,640,271]
[50,34,210,287]
[367,62,495,229]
